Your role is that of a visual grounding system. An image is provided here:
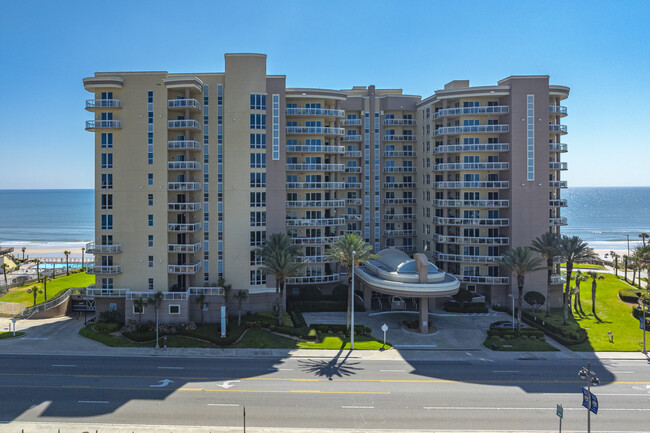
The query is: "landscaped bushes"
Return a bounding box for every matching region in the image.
[98,310,120,324]
[93,322,120,334]
[619,289,643,303]
[311,324,372,337]
[486,328,545,339]
[521,311,588,345]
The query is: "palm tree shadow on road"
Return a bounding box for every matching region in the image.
[298,345,363,380]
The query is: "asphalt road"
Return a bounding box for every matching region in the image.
[0,354,648,432]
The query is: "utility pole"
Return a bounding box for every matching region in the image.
[351,250,356,350]
[579,362,599,433]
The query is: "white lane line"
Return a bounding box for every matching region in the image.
[341,405,374,409]
[492,370,519,373]
[612,371,636,374]
[157,367,184,370]
[267,368,293,371]
[21,337,48,340]
[78,401,109,404]
[380,369,406,372]
[52,364,77,367]
[208,403,239,407]
[423,407,650,411]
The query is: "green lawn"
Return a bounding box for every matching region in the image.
[0,331,24,339]
[560,263,607,270]
[484,336,558,351]
[79,325,214,348]
[235,328,390,350]
[0,272,95,308]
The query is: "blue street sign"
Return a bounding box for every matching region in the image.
[590,392,598,414]
[582,387,598,414]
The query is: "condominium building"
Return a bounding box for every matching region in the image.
[83,53,568,322]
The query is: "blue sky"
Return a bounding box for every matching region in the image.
[0,0,648,188]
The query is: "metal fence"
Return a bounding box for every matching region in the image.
[22,288,75,317]
[0,302,23,316]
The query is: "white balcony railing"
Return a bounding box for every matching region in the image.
[435,253,500,264]
[345,166,362,173]
[189,286,224,296]
[551,274,567,284]
[345,182,362,189]
[394,245,416,253]
[286,163,345,172]
[168,119,201,130]
[167,222,202,232]
[550,162,568,170]
[433,217,510,226]
[85,242,122,254]
[433,199,510,208]
[434,106,509,119]
[287,274,340,285]
[286,107,345,117]
[86,265,122,275]
[286,218,345,227]
[383,135,416,142]
[296,255,336,264]
[549,199,568,207]
[286,199,345,208]
[86,99,121,109]
[168,99,201,110]
[286,126,345,136]
[549,124,568,133]
[168,262,202,274]
[434,143,509,154]
[85,120,121,129]
[344,150,362,157]
[549,217,568,226]
[384,230,416,237]
[167,202,202,212]
[87,288,129,297]
[383,150,415,157]
[168,161,201,171]
[456,275,509,285]
[434,181,509,189]
[344,213,362,221]
[341,118,362,126]
[383,182,416,189]
[434,124,509,136]
[168,182,201,191]
[383,166,415,173]
[549,143,568,152]
[433,235,510,245]
[435,162,510,171]
[383,214,416,221]
[291,236,341,245]
[549,180,568,188]
[549,105,568,115]
[346,198,363,205]
[342,135,362,142]
[383,118,416,126]
[286,182,346,190]
[286,145,345,154]
[168,242,202,253]
[168,140,201,151]
[383,197,416,205]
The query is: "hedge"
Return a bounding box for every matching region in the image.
[619,288,643,303]
[521,312,588,346]
[290,311,308,328]
[487,328,544,339]
[311,324,372,337]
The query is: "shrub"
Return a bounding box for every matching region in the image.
[311,324,372,337]
[289,286,324,301]
[524,291,546,312]
[94,322,120,334]
[98,310,120,324]
[290,311,308,328]
[121,319,138,334]
[452,288,474,309]
[486,328,544,339]
[250,311,293,328]
[619,289,642,303]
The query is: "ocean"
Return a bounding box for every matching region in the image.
[0,188,647,253]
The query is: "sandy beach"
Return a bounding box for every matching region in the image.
[1,243,93,259]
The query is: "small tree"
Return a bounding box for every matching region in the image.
[21,247,26,260]
[195,293,207,326]
[1,263,9,287]
[610,252,619,277]
[34,259,41,281]
[63,250,71,276]
[147,291,164,349]
[41,275,48,301]
[523,291,546,313]
[586,271,605,322]
[26,286,43,306]
[133,296,145,330]
[572,270,588,315]
[452,288,473,310]
[234,290,248,326]
[81,247,85,268]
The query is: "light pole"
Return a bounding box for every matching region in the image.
[351,250,356,350]
[579,362,599,433]
[507,293,515,329]
[641,297,647,355]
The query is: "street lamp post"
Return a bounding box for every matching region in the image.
[579,362,599,433]
[351,250,356,350]
[508,293,515,330]
[641,298,647,355]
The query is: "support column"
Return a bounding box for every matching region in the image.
[419,297,429,333]
[363,284,372,310]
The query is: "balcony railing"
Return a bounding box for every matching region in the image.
[342,135,362,142]
[394,245,416,253]
[549,161,568,170]
[435,162,509,171]
[168,99,201,110]
[383,150,415,157]
[433,217,510,226]
[168,140,202,151]
[87,288,129,297]
[168,119,201,130]
[286,126,345,136]
[86,99,121,109]
[383,197,416,205]
[435,253,500,264]
[168,262,202,274]
[286,145,345,154]
[433,235,510,245]
[383,135,416,142]
[383,166,415,173]
[286,199,345,208]
[384,229,416,237]
[345,166,362,173]
[549,143,568,152]
[549,217,568,226]
[287,274,340,285]
[549,124,568,133]
[383,118,416,125]
[456,275,509,285]
[168,242,202,253]
[286,218,345,227]
[434,125,509,136]
[383,182,416,189]
[168,202,202,212]
[291,236,341,245]
[345,182,362,189]
[549,199,568,207]
[434,181,509,189]
[344,150,362,157]
[127,290,189,300]
[549,180,568,188]
[86,265,122,275]
[433,199,510,208]
[296,255,336,264]
[168,222,202,232]
[189,286,224,296]
[85,242,122,254]
[383,214,416,221]
[341,119,362,126]
[344,213,362,221]
[286,108,345,117]
[551,274,567,284]
[549,105,568,115]
[168,161,201,171]
[168,182,201,191]
[434,106,509,119]
[85,120,121,130]
[286,182,346,190]
[346,198,363,205]
[434,143,509,154]
[340,230,362,236]
[286,163,345,172]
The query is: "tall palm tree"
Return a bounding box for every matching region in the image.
[195,293,207,326]
[1,263,9,288]
[41,275,48,301]
[610,252,619,277]
[34,259,41,281]
[639,232,649,248]
[147,291,164,349]
[256,233,303,325]
[623,255,629,282]
[586,271,605,322]
[133,296,145,330]
[572,270,589,316]
[531,231,561,316]
[21,247,26,260]
[557,236,597,325]
[26,286,43,306]
[327,233,379,330]
[498,247,544,336]
[63,250,71,276]
[81,247,85,268]
[217,277,233,307]
[234,290,248,326]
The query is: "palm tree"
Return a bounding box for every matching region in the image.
[195,293,207,326]
[586,271,605,322]
[63,250,71,276]
[498,247,544,336]
[256,233,304,325]
[41,275,48,301]
[557,236,597,325]
[1,263,9,287]
[26,286,43,306]
[327,233,379,330]
[572,270,589,316]
[34,259,41,281]
[217,277,233,307]
[133,296,145,330]
[623,255,629,282]
[610,252,619,277]
[234,290,248,326]
[81,247,85,268]
[21,247,26,260]
[147,291,164,349]
[531,231,561,316]
[639,232,649,248]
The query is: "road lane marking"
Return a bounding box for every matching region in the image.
[150,379,174,388]
[423,406,650,411]
[20,337,48,340]
[78,401,109,404]
[208,403,239,406]
[52,364,77,367]
[267,368,293,371]
[380,369,406,372]
[218,380,240,388]
[341,406,374,409]
[492,370,519,373]
[157,367,184,370]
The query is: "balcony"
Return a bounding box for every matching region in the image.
[344,150,362,158]
[168,99,201,111]
[383,197,416,205]
[549,199,568,207]
[168,182,201,191]
[168,140,202,151]
[345,182,362,189]
[383,166,415,173]
[85,120,121,130]
[550,162,568,170]
[291,236,341,245]
[433,217,510,226]
[346,198,363,205]
[383,214,416,221]
[456,275,509,285]
[286,126,345,136]
[383,150,415,157]
[168,202,202,212]
[287,274,340,285]
[342,135,362,142]
[551,274,567,284]
[434,162,509,171]
[434,143,509,154]
[168,222,202,232]
[433,199,510,208]
[383,118,416,126]
[297,255,336,264]
[168,119,201,130]
[85,99,121,110]
[549,105,568,116]
[344,213,362,221]
[168,161,201,171]
[549,217,568,226]
[286,108,345,117]
[549,143,568,152]
[286,218,345,227]
[434,105,509,119]
[345,166,362,173]
[286,199,345,208]
[435,253,499,264]
[168,242,202,253]
[384,229,416,237]
[383,182,416,189]
[86,288,129,297]
[394,245,416,253]
[433,235,510,245]
[168,262,202,274]
[434,181,509,189]
[286,163,345,172]
[341,230,362,236]
[286,145,345,154]
[549,124,568,134]
[85,242,122,254]
[286,182,346,190]
[549,180,568,188]
[341,119,362,126]
[434,125,509,136]
[86,265,122,275]
[383,135,416,142]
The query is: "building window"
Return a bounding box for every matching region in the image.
[250,230,266,247]
[272,94,280,160]
[169,305,181,315]
[148,256,153,268]
[101,214,113,230]
[101,133,113,148]
[526,94,535,181]
[148,173,153,186]
[250,94,266,110]
[101,194,113,210]
[250,211,266,227]
[250,250,264,266]
[101,173,113,189]
[250,269,267,286]
[148,235,153,247]
[250,133,266,149]
[148,194,153,206]
[148,214,153,227]
[250,153,266,169]
[250,114,266,130]
[250,172,266,188]
[250,192,266,207]
[101,153,113,169]
[133,304,144,314]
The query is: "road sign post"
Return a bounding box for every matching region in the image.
[11,317,16,336]
[381,323,388,348]
[556,404,563,433]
